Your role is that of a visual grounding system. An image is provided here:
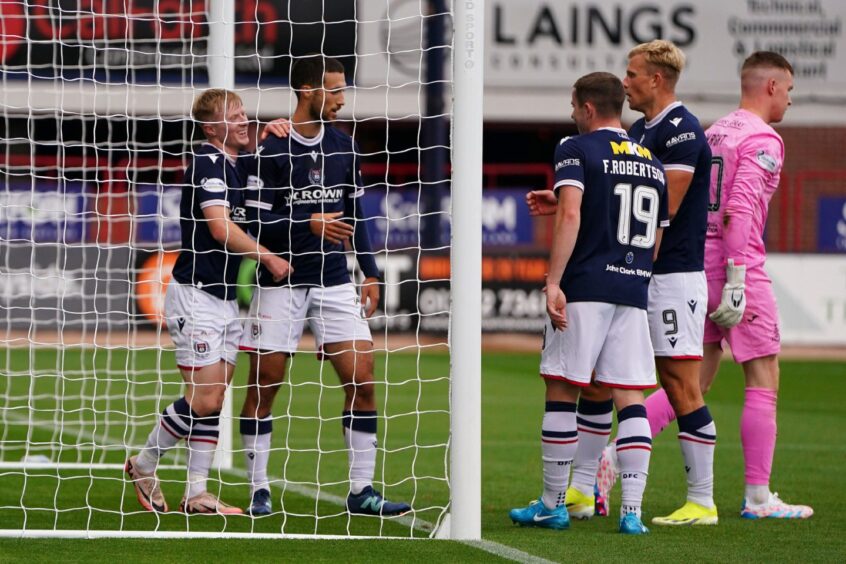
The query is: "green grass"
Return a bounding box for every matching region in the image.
[1,349,844,562]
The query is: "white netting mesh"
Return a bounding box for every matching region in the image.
[0,0,454,537]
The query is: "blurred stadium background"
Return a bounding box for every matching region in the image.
[1,0,845,560]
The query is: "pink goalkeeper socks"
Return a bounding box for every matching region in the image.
[644,388,677,438]
[741,387,778,486]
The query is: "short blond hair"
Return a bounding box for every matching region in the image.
[191,88,243,125]
[628,40,686,84]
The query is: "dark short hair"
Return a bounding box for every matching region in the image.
[290,55,346,98]
[742,51,794,75]
[573,72,625,117]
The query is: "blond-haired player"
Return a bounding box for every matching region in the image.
[528,40,717,525]
[125,89,290,514]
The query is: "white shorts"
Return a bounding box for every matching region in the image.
[165,281,241,369]
[648,271,707,359]
[540,302,656,389]
[239,283,372,353]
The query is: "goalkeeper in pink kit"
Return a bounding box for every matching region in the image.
[702,51,811,519]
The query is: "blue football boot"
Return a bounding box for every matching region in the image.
[619,512,650,535]
[509,498,570,530]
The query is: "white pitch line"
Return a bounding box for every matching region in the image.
[462,540,559,564]
[3,411,546,563]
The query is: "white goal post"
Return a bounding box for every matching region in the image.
[0,0,482,540]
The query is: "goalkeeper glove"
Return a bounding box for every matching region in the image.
[708,259,746,328]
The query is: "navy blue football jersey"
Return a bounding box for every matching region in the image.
[171,143,249,300]
[553,128,669,309]
[628,102,710,275]
[245,125,378,287]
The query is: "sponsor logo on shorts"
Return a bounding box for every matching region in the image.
[687,300,697,314]
[177,317,186,332]
[668,337,678,348]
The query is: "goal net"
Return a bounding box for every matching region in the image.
[0,0,481,539]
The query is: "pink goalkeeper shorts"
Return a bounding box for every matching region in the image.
[703,266,781,364]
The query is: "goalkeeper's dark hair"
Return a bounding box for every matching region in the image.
[290,55,346,99]
[573,72,625,118]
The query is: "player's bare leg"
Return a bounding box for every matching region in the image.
[239,351,288,516]
[652,357,718,526]
[325,340,376,412]
[739,354,812,519]
[241,351,288,419]
[699,342,723,395]
[326,340,410,516]
[508,378,578,530]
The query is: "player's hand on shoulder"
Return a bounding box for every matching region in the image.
[545,284,568,331]
[310,211,354,244]
[360,277,380,318]
[263,254,293,282]
[261,117,292,141]
[526,189,558,216]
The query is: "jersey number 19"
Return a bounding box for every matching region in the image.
[614,183,659,249]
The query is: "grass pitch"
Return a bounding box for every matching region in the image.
[0,348,843,562]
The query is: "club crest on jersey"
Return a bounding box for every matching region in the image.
[625,252,634,264]
[309,167,322,184]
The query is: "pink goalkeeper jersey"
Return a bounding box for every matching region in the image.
[704,109,785,273]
